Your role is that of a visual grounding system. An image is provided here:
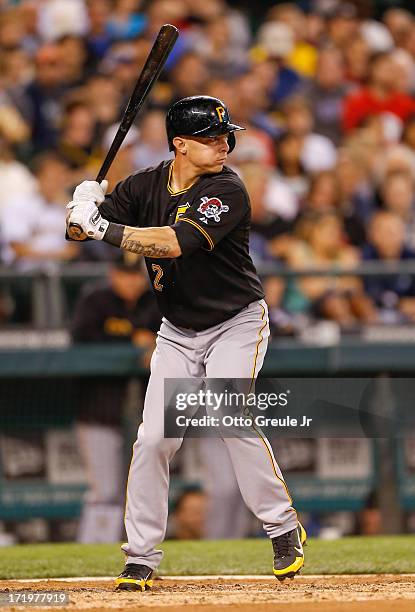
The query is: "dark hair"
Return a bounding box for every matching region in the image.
[30,151,68,175]
[173,486,204,513]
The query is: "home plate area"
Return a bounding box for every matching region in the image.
[1,575,415,612]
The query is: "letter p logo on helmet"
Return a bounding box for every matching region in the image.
[216,106,226,122]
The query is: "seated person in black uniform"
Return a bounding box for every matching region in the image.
[71,254,161,543]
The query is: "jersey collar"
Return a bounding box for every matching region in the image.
[167,161,197,196]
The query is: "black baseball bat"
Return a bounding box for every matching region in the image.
[67,24,179,240]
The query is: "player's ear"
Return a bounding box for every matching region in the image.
[173,136,187,155]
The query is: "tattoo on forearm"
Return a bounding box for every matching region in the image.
[121,239,170,257]
[120,226,174,257]
[104,225,175,257]
[103,222,125,247]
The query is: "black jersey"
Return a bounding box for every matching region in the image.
[71,283,161,343]
[99,160,264,331]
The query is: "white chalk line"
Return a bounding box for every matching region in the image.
[2,574,415,584]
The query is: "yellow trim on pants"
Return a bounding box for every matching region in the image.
[249,302,297,515]
[249,303,268,392]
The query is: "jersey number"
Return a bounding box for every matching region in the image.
[152,264,164,292]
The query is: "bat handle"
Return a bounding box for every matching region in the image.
[67,222,86,241]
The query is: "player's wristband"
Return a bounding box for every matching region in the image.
[93,217,110,240]
[103,222,125,247]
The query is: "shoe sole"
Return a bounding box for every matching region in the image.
[275,569,302,582]
[273,555,304,581]
[115,579,153,592]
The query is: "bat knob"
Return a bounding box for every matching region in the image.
[67,222,87,241]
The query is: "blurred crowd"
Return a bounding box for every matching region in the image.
[0,0,415,334]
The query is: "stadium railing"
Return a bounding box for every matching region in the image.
[2,260,415,330]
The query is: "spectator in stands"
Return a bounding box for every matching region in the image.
[56,35,89,88]
[301,170,366,247]
[169,51,209,102]
[144,0,187,40]
[357,491,381,536]
[85,0,113,67]
[377,143,415,184]
[325,3,359,51]
[403,21,415,59]
[300,171,339,218]
[190,0,252,57]
[133,109,171,169]
[383,9,414,49]
[336,148,376,229]
[343,52,415,133]
[103,121,139,189]
[239,160,295,264]
[402,114,415,152]
[362,211,415,323]
[102,41,142,104]
[194,14,248,79]
[0,47,32,90]
[170,487,206,540]
[392,48,415,96]
[380,171,415,251]
[58,101,98,175]
[282,97,337,173]
[265,3,317,77]
[0,6,27,52]
[263,276,296,337]
[83,74,122,137]
[254,21,304,104]
[106,0,147,41]
[285,212,376,328]
[0,124,36,231]
[1,152,77,266]
[343,34,371,85]
[303,46,349,146]
[275,132,309,203]
[16,44,68,154]
[225,71,276,167]
[72,255,161,543]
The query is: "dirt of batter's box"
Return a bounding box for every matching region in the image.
[0,576,414,612]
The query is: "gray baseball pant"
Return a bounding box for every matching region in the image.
[121,299,297,569]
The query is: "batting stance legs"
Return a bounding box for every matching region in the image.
[121,300,298,570]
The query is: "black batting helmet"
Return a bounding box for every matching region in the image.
[166,96,244,153]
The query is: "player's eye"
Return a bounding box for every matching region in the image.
[211,135,228,144]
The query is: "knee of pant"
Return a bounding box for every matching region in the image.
[137,433,182,456]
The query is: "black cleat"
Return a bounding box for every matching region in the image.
[115,563,153,591]
[272,522,306,582]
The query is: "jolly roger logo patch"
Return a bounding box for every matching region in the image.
[197,196,229,224]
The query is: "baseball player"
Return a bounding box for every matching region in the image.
[66,96,307,590]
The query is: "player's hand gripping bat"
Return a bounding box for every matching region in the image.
[67,24,179,241]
